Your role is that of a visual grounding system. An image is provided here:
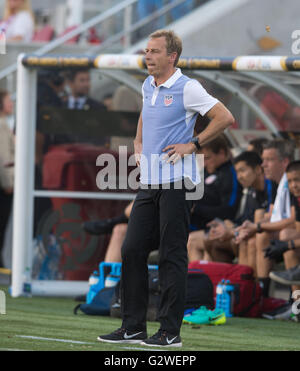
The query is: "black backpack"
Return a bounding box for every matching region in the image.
[110,270,160,321]
[185,269,214,310]
[74,286,116,316]
[110,269,214,321]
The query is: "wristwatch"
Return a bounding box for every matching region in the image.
[256,222,263,233]
[191,137,201,151]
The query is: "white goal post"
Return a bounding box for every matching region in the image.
[11,53,300,297]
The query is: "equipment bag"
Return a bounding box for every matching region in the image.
[185,269,214,310]
[74,286,116,316]
[188,261,263,318]
[75,267,214,318]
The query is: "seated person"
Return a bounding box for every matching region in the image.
[0,90,15,268]
[247,137,270,157]
[84,135,242,264]
[0,0,34,42]
[265,161,300,297]
[190,135,242,229]
[64,68,106,110]
[236,139,296,297]
[83,202,133,263]
[187,136,242,262]
[205,151,277,272]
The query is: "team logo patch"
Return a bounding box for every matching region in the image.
[164,95,173,106]
[205,174,217,185]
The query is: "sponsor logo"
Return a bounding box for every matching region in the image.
[124,331,143,340]
[166,336,177,345]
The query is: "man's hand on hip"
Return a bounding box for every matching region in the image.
[162,142,195,164]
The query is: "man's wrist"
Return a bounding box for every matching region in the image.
[288,240,296,250]
[256,222,263,233]
[190,137,202,152]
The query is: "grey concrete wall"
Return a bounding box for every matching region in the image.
[130,0,300,57]
[175,0,300,56]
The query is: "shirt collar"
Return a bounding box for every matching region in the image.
[69,96,86,109]
[150,68,182,88]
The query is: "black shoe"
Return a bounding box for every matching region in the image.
[141,329,182,348]
[262,303,293,320]
[82,220,114,235]
[291,312,300,323]
[269,265,300,285]
[97,327,147,344]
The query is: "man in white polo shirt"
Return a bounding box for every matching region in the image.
[98,30,234,347]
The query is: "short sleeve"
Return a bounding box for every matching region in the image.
[183,79,219,116]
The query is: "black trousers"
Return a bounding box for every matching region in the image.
[120,181,193,335]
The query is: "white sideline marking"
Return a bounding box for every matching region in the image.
[121,346,163,351]
[15,335,94,345]
[15,336,162,350]
[0,348,31,351]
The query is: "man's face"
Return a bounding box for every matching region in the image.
[262,148,287,183]
[69,72,91,97]
[287,170,300,198]
[144,37,176,79]
[202,147,226,174]
[234,161,259,189]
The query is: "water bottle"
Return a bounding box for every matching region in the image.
[104,274,119,287]
[103,262,121,287]
[224,280,235,317]
[23,267,32,298]
[86,271,100,304]
[216,279,225,310]
[216,279,235,317]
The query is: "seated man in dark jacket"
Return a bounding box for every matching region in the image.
[187,136,242,262]
[64,68,106,111]
[201,151,277,271]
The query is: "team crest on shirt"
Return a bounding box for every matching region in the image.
[164,95,173,106]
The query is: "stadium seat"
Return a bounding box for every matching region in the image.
[58,25,80,44]
[32,25,54,42]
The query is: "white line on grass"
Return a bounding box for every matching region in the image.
[0,348,32,351]
[15,335,94,345]
[121,346,163,351]
[15,336,163,350]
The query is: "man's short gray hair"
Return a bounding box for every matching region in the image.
[263,139,295,162]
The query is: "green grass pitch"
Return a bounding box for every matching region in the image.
[0,286,300,351]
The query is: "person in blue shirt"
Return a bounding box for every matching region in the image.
[97,29,234,348]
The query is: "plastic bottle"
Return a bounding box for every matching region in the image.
[104,274,119,287]
[86,271,100,304]
[23,267,32,297]
[216,279,225,311]
[224,280,235,317]
[216,279,234,317]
